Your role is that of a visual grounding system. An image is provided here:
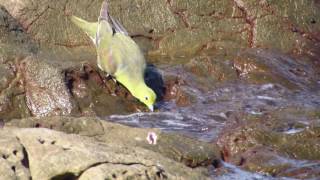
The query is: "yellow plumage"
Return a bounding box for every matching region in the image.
[71,0,156,111]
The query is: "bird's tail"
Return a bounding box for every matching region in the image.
[99,0,109,22]
[70,16,98,41]
[71,1,129,46]
[96,0,114,45]
[98,0,128,36]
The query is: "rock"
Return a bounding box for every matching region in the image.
[184,55,237,88]
[0,127,211,179]
[0,130,31,180]
[218,120,320,161]
[163,75,193,107]
[5,116,106,137]
[0,63,15,90]
[216,109,320,178]
[5,116,221,168]
[279,162,320,179]
[233,49,320,90]
[0,56,30,119]
[0,6,36,120]
[0,6,38,55]
[0,53,79,119]
[0,159,15,180]
[0,0,318,57]
[78,164,168,180]
[238,146,293,176]
[23,56,74,117]
[0,1,319,178]
[237,146,320,179]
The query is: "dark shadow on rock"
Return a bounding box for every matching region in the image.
[0,119,4,128]
[51,173,77,180]
[21,146,30,169]
[144,64,165,102]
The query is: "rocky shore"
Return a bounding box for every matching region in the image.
[0,0,319,179]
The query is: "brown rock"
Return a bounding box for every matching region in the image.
[23,56,74,117]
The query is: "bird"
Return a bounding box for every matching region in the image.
[71,0,156,111]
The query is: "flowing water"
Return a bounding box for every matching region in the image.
[104,50,320,179]
[108,82,320,141]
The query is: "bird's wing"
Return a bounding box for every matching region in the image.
[109,16,129,36]
[111,33,146,77]
[96,1,145,78]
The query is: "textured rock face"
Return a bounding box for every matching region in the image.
[0,130,31,180]
[0,6,38,54]
[0,0,318,57]
[23,56,74,117]
[215,109,320,179]
[19,128,186,180]
[0,0,319,179]
[0,53,76,119]
[0,117,221,179]
[232,49,320,90]
[5,116,221,169]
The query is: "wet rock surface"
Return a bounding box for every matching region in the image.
[0,0,319,179]
[24,56,74,117]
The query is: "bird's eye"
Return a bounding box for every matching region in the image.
[145,97,149,101]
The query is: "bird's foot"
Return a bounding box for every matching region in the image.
[105,74,112,80]
[106,74,117,83]
[105,74,117,83]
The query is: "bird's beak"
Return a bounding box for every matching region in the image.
[148,105,154,112]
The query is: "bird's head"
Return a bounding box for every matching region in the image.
[134,84,157,112]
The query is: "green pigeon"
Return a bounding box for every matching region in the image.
[71,0,156,111]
